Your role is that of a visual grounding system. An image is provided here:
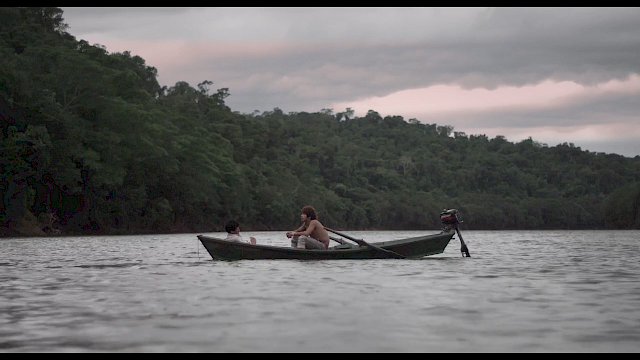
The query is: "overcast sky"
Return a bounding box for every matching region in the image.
[61,7,640,157]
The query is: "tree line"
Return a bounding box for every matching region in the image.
[2,7,640,237]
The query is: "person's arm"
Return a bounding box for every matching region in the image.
[293,221,317,237]
[287,224,307,238]
[238,234,254,244]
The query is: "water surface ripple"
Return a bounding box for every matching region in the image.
[1,230,639,352]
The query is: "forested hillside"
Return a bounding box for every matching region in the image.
[2,7,640,237]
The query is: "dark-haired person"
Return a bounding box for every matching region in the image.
[286,205,330,249]
[225,220,256,244]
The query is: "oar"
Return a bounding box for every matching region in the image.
[324,227,405,259]
[329,236,349,245]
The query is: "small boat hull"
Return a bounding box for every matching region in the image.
[197,230,455,260]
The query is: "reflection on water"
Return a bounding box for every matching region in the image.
[1,230,640,352]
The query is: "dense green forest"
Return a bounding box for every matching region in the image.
[2,7,640,237]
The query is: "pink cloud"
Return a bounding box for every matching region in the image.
[331,74,640,117]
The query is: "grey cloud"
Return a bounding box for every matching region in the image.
[63,7,640,98]
[62,7,194,37]
[63,7,191,16]
[171,32,640,114]
[59,7,640,156]
[146,7,640,113]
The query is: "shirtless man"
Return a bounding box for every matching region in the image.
[286,205,330,250]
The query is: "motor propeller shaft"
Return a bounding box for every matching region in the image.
[440,209,470,257]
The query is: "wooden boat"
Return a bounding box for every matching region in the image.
[197,229,456,261]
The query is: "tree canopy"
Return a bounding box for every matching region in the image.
[2,7,640,237]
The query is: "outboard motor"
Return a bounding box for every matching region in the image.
[440,209,461,226]
[440,209,470,257]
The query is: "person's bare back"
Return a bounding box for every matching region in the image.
[307,219,330,248]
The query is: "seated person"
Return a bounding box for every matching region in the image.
[286,205,329,249]
[224,220,256,244]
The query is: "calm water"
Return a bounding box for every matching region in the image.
[1,230,639,353]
